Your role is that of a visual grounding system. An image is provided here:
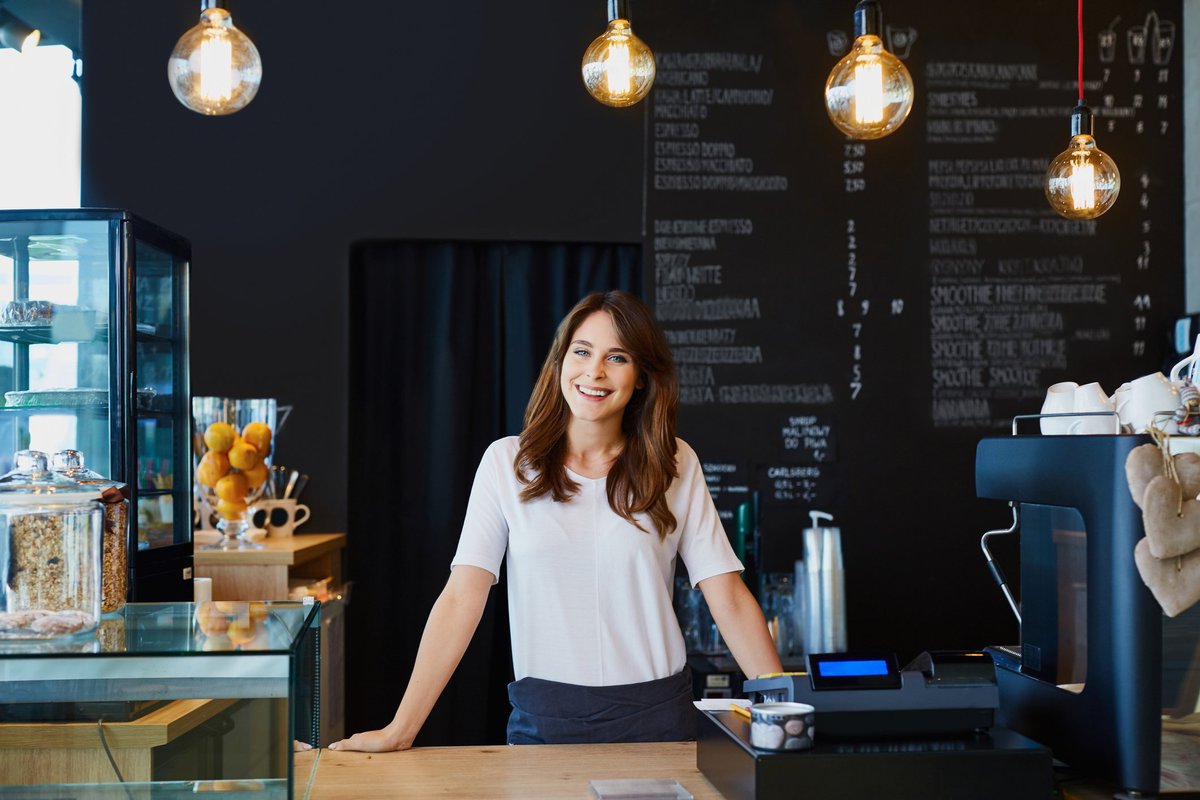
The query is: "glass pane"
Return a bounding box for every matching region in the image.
[136,339,173,410]
[135,240,174,336]
[0,219,112,477]
[136,416,176,551]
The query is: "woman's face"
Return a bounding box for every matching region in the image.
[559,311,642,427]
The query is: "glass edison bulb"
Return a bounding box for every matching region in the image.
[824,35,913,139]
[581,19,655,107]
[167,7,262,116]
[1044,134,1120,219]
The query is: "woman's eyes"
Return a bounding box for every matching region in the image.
[571,349,628,364]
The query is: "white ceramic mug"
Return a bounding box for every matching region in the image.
[1114,372,1178,433]
[1040,382,1078,435]
[250,498,311,538]
[1068,382,1117,435]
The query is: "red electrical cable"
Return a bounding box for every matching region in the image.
[1077,0,1084,103]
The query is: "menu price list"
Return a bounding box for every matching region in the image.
[649,41,841,525]
[925,6,1180,429]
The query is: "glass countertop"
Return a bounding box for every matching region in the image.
[0,601,319,659]
[0,602,320,703]
[0,780,289,799]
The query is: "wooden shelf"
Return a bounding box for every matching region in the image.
[194,532,346,567]
[0,698,238,750]
[0,698,240,784]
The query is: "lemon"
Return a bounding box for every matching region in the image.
[228,442,260,471]
[196,451,231,487]
[216,497,248,520]
[203,422,238,454]
[215,473,249,502]
[242,461,269,489]
[242,422,272,457]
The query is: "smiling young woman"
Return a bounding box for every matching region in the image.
[330,290,780,752]
[519,291,678,539]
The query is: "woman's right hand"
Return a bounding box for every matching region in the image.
[327,726,411,753]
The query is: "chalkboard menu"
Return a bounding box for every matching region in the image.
[641,0,1183,657]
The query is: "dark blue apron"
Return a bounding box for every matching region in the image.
[506,667,695,745]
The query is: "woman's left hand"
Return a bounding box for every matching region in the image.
[328,726,412,753]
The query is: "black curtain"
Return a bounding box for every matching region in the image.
[347,240,641,745]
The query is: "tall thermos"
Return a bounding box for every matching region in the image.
[801,510,846,654]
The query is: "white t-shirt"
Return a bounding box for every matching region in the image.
[450,436,743,687]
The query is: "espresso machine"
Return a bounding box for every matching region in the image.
[976,432,1200,797]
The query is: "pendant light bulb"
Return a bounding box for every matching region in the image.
[581,1,655,108]
[824,0,914,140]
[168,2,262,116]
[1044,105,1119,219]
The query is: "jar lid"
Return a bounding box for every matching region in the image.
[50,449,117,485]
[0,450,102,505]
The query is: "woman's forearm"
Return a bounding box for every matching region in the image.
[384,566,494,746]
[699,572,783,679]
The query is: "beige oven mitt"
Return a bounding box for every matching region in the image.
[1135,538,1200,618]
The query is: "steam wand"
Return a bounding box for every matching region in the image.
[980,502,1021,625]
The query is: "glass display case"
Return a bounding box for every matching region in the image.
[0,601,319,795]
[0,210,191,601]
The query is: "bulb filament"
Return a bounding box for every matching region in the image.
[854,57,884,124]
[606,42,633,97]
[199,30,234,102]
[1069,157,1096,210]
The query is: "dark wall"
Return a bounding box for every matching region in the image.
[80,0,645,531]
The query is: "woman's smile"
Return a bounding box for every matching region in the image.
[560,311,640,425]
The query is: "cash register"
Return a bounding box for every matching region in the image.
[695,650,1053,800]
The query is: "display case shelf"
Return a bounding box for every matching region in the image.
[0,324,107,345]
[136,330,173,344]
[0,405,109,415]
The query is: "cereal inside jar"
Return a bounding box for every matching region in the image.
[0,450,103,639]
[51,450,129,614]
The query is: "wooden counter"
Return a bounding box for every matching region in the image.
[194,533,346,601]
[298,742,722,799]
[291,742,1138,800]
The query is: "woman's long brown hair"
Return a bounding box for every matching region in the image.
[515,291,680,539]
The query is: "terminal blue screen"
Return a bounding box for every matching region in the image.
[817,659,890,677]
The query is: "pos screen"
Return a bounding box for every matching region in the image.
[807,652,901,690]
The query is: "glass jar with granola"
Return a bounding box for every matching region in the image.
[0,450,103,638]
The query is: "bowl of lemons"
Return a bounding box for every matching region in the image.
[193,398,280,550]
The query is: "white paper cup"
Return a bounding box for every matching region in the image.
[749,702,815,751]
